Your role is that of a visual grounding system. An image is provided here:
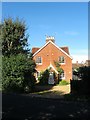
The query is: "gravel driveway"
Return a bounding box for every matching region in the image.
[29,84,70,99]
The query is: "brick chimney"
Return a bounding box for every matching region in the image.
[46,36,55,43]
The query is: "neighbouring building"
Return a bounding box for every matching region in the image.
[72,60,90,70]
[72,60,90,80]
[72,61,84,70]
[85,60,90,66]
[32,36,72,84]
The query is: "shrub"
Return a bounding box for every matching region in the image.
[39,69,49,85]
[58,80,69,85]
[1,18,36,93]
[78,66,90,81]
[2,54,36,92]
[71,66,90,94]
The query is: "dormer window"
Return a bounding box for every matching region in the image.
[36,56,42,64]
[59,56,65,63]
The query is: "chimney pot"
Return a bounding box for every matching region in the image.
[46,36,55,43]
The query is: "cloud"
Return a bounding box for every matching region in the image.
[64,31,79,36]
[72,54,88,63]
[71,49,88,63]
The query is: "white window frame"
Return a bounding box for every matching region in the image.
[36,56,42,65]
[58,56,65,64]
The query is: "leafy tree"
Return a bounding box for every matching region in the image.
[1,18,36,92]
[74,66,90,94]
[1,18,29,56]
[78,66,90,81]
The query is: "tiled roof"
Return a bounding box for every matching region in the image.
[72,63,84,69]
[32,47,40,54]
[60,47,69,55]
[85,60,90,66]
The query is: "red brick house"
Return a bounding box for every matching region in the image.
[32,36,72,84]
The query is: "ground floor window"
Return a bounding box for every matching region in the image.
[60,71,65,80]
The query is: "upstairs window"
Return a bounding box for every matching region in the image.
[59,56,65,63]
[36,56,42,64]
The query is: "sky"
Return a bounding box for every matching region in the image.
[2,2,88,63]
[1,0,89,2]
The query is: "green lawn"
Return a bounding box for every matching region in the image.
[57,80,69,86]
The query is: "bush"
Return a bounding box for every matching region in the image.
[58,80,69,85]
[39,69,49,85]
[78,66,90,80]
[71,66,90,95]
[78,66,90,94]
[2,54,36,92]
[23,74,36,93]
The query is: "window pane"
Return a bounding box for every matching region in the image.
[36,56,42,63]
[60,71,65,79]
[59,56,65,63]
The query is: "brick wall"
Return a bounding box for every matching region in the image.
[33,41,72,82]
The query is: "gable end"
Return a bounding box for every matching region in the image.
[33,41,72,59]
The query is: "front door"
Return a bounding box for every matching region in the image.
[48,72,55,85]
